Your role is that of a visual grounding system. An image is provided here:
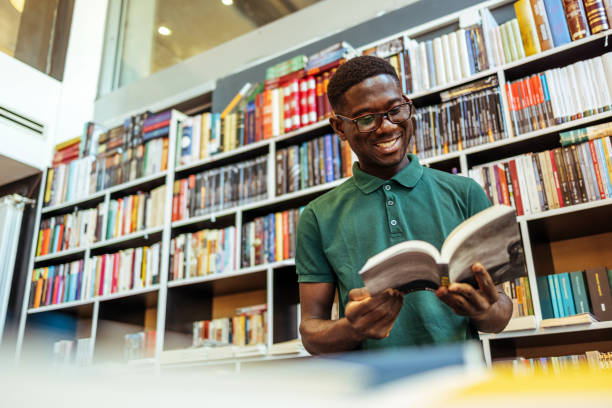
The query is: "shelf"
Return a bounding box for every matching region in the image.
[243,179,347,212]
[171,208,237,229]
[519,197,612,223]
[28,298,95,314]
[41,190,106,215]
[176,139,270,174]
[159,345,309,367]
[167,260,295,289]
[407,67,498,101]
[34,247,87,263]
[273,120,331,145]
[90,226,164,250]
[107,171,167,194]
[97,284,160,303]
[480,319,612,340]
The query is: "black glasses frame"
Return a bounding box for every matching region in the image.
[335,101,414,133]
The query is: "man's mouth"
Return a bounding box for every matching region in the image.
[374,136,400,149]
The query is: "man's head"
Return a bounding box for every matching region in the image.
[328,55,414,180]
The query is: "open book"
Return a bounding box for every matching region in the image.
[359,205,526,294]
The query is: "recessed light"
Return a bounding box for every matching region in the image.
[158,26,172,36]
[221,0,233,5]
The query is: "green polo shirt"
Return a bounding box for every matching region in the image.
[296,154,491,350]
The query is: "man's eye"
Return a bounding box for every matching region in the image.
[388,106,402,116]
[356,115,375,125]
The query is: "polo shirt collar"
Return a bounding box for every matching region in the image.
[352,153,423,194]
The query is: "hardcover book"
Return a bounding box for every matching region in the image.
[359,205,526,294]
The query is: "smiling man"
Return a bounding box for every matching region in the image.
[296,55,512,355]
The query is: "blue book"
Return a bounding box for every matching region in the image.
[63,268,71,303]
[324,134,334,183]
[596,139,612,196]
[547,274,559,318]
[267,213,275,263]
[143,125,170,142]
[69,268,78,302]
[464,30,476,75]
[542,0,572,47]
[569,271,591,314]
[552,274,566,317]
[558,273,576,316]
[75,262,83,300]
[333,134,342,180]
[537,275,554,319]
[300,142,308,189]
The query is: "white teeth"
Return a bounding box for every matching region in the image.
[376,138,398,148]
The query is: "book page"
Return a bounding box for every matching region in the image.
[359,241,442,294]
[442,205,526,286]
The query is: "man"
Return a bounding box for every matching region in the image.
[296,55,512,355]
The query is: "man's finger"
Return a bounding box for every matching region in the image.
[472,263,499,303]
[348,287,371,302]
[438,292,478,316]
[448,283,489,313]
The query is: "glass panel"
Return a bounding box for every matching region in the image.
[0,0,73,80]
[117,0,323,89]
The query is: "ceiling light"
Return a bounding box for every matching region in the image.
[221,0,233,5]
[157,26,172,36]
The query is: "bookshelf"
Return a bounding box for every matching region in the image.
[16,0,612,369]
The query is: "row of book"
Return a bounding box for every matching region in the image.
[105,185,166,240]
[469,136,612,216]
[559,121,612,146]
[500,350,611,373]
[169,227,236,281]
[499,277,534,318]
[171,156,267,221]
[537,267,612,321]
[413,78,506,158]
[192,304,267,348]
[30,260,84,308]
[52,338,92,367]
[275,134,353,196]
[506,53,612,135]
[124,330,156,361]
[241,208,303,268]
[36,204,103,257]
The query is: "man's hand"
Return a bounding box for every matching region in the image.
[344,287,403,340]
[435,263,512,333]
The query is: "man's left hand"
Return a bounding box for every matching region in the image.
[435,263,499,321]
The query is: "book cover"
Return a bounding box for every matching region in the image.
[583,0,610,33]
[359,205,526,294]
[562,0,591,39]
[530,0,555,50]
[515,0,543,56]
[558,272,577,315]
[584,267,612,321]
[537,275,555,318]
[569,270,591,313]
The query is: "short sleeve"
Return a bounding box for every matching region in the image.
[467,178,492,217]
[295,206,336,283]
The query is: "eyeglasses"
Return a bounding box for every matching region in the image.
[335,101,413,133]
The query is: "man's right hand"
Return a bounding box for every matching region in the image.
[344,287,403,340]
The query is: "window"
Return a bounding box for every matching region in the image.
[112,0,322,90]
[0,0,74,81]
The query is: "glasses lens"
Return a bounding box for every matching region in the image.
[355,115,380,132]
[388,103,411,123]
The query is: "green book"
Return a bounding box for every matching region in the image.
[569,271,591,314]
[537,275,554,319]
[521,276,534,315]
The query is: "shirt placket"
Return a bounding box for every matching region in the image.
[382,183,402,238]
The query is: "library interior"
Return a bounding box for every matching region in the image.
[1,0,612,405]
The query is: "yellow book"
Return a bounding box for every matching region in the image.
[275,212,283,262]
[44,168,54,205]
[36,230,44,257]
[514,0,542,56]
[54,136,81,151]
[200,113,210,160]
[501,22,516,62]
[220,82,251,119]
[141,246,148,286]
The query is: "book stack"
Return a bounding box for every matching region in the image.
[241,207,304,268]
[275,134,353,196]
[498,350,612,373]
[30,260,85,308]
[105,185,166,240]
[414,76,505,158]
[506,52,612,136]
[172,156,267,221]
[36,204,104,256]
[43,156,96,207]
[498,277,535,318]
[469,135,612,216]
[400,23,490,95]
[537,267,612,321]
[169,226,236,281]
[192,304,267,348]
[559,121,612,146]
[86,243,161,298]
[124,330,156,361]
[52,137,81,167]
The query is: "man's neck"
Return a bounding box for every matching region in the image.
[360,156,410,180]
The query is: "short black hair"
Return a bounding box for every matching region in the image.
[327,55,401,113]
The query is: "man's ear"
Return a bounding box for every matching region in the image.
[329,116,347,141]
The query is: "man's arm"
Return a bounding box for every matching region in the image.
[299,282,403,355]
[435,263,513,333]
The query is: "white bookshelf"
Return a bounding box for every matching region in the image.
[16,0,612,368]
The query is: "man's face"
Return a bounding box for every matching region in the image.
[330,74,413,180]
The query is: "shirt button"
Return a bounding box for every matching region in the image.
[387,200,394,206]
[390,219,397,226]
[384,185,391,191]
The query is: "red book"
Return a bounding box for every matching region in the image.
[307,76,317,125]
[290,79,301,130]
[255,92,263,142]
[262,89,274,139]
[588,140,606,199]
[508,159,525,216]
[299,78,309,127]
[52,272,60,304]
[264,69,305,91]
[562,0,590,40]
[143,119,171,133]
[323,70,333,117]
[179,179,187,220]
[56,224,64,252]
[315,75,325,121]
[548,150,565,206]
[497,165,511,206]
[283,83,292,133]
[112,252,119,293]
[99,255,106,296]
